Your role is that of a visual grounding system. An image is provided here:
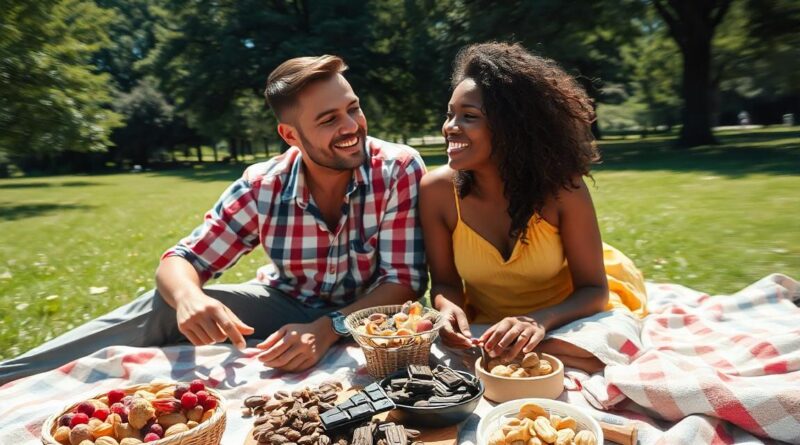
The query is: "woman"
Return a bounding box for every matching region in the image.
[419,42,647,373]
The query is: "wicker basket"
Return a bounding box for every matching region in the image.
[345,304,445,379]
[41,382,227,445]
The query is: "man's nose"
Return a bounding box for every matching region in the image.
[340,114,359,134]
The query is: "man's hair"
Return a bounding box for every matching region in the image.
[264,55,348,121]
[451,42,599,243]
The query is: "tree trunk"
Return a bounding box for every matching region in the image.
[196,146,203,162]
[264,138,270,157]
[212,144,219,162]
[679,37,717,147]
[228,137,238,161]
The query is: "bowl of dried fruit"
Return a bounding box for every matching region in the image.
[475,352,564,403]
[41,379,225,445]
[345,301,446,379]
[477,399,602,445]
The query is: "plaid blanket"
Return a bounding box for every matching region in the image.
[1,274,798,444]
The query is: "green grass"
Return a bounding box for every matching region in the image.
[1,127,798,360]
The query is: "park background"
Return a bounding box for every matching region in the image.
[0,0,798,362]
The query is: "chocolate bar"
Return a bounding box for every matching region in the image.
[321,384,396,432]
[407,364,433,380]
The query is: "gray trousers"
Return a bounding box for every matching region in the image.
[0,283,332,386]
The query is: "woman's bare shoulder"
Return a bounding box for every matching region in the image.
[420,165,456,195]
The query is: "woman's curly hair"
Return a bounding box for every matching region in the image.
[451,42,600,242]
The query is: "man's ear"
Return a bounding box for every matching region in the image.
[277,122,300,148]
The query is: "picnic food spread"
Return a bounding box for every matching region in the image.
[486,401,598,445]
[46,379,222,445]
[352,301,436,348]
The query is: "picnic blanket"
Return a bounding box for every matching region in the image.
[1,274,798,444]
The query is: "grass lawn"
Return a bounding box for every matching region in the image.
[1,127,798,360]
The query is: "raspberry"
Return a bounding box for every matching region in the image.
[110,402,128,423]
[143,432,161,442]
[93,408,109,421]
[70,412,89,428]
[195,390,209,405]
[201,397,217,411]
[181,391,198,410]
[58,413,74,427]
[189,379,205,393]
[173,383,190,400]
[107,389,126,405]
[75,401,95,417]
[147,423,164,438]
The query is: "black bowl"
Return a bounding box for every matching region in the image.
[379,369,484,428]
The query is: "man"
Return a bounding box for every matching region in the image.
[0,55,427,385]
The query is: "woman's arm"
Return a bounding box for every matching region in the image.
[419,169,473,349]
[482,177,609,358]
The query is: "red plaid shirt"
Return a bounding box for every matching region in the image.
[162,137,427,307]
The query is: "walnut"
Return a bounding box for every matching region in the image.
[127,397,155,429]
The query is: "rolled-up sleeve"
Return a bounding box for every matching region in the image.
[162,177,261,281]
[371,154,428,296]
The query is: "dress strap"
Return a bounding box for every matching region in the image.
[452,183,462,221]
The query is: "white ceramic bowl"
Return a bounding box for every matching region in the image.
[477,398,603,445]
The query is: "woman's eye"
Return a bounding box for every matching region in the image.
[445,112,454,119]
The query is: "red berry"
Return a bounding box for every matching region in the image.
[70,412,89,428]
[75,401,95,417]
[173,383,190,400]
[110,402,128,422]
[189,379,205,393]
[107,389,126,405]
[195,390,209,405]
[147,423,164,437]
[201,397,217,411]
[58,413,74,427]
[181,391,198,410]
[143,432,161,442]
[93,408,109,421]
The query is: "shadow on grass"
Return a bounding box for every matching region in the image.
[0,202,94,221]
[0,181,100,190]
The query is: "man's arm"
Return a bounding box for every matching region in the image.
[158,175,262,349]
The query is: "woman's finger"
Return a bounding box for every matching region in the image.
[523,327,546,353]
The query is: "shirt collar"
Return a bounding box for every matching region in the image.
[280,138,372,205]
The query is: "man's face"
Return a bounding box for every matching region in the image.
[279,74,368,171]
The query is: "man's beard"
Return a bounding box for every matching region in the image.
[298,127,367,171]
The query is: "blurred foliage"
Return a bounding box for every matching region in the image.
[1,0,799,173]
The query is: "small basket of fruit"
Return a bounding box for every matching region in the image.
[41,379,226,445]
[345,301,445,379]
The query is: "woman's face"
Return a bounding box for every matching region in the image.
[442,78,493,171]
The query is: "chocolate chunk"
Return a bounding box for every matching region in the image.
[383,425,407,445]
[407,364,433,380]
[434,367,464,389]
[320,409,351,429]
[371,398,395,411]
[428,395,463,404]
[404,379,434,394]
[433,380,452,397]
[389,378,408,390]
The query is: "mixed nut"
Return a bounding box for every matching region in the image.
[51,379,218,445]
[483,352,554,378]
[352,301,437,348]
[487,401,597,445]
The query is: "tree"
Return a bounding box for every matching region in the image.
[652,0,733,147]
[0,0,122,167]
[111,78,174,166]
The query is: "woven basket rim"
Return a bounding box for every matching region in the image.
[344,304,445,340]
[40,381,227,445]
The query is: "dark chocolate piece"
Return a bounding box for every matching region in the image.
[404,379,434,393]
[389,378,408,390]
[320,409,351,429]
[428,395,463,404]
[434,367,464,389]
[407,364,433,380]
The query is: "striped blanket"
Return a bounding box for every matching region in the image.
[0,274,797,444]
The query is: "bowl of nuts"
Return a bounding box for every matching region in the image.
[477,399,602,445]
[41,379,225,445]
[345,301,445,379]
[475,352,564,403]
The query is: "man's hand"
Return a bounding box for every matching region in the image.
[480,316,545,360]
[435,294,473,349]
[255,317,339,372]
[175,291,254,350]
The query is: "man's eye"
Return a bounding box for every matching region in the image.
[320,116,335,125]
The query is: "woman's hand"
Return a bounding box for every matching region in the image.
[480,316,545,360]
[434,294,473,349]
